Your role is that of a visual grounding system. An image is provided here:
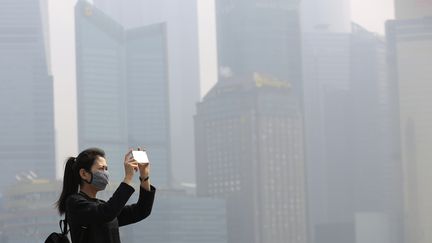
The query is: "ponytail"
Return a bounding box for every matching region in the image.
[56,157,79,215]
[55,147,106,215]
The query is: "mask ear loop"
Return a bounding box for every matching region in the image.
[83,170,93,184]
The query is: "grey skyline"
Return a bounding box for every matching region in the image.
[2,0,430,243]
[50,0,394,178]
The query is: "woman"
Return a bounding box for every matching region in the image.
[56,147,156,243]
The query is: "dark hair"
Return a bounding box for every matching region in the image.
[56,147,105,215]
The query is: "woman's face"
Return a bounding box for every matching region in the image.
[80,156,108,185]
[91,156,108,173]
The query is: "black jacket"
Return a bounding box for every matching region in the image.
[66,182,156,243]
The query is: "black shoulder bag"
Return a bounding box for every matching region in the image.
[44,218,70,243]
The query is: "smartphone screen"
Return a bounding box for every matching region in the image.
[132,150,150,163]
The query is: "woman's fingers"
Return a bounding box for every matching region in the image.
[124,148,133,161]
[124,148,147,175]
[127,157,138,163]
[124,160,139,173]
[129,162,139,172]
[126,160,139,168]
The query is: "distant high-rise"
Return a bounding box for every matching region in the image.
[301,0,351,33]
[0,0,56,191]
[195,77,308,243]
[394,0,432,20]
[202,2,307,242]
[300,4,352,238]
[302,30,352,243]
[125,25,172,187]
[75,0,127,182]
[302,23,404,243]
[387,16,432,243]
[75,1,171,187]
[349,24,403,243]
[216,0,303,98]
[92,0,202,185]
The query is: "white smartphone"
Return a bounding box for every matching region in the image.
[131,150,150,164]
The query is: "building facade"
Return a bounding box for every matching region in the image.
[75,1,171,186]
[195,76,307,243]
[0,0,56,192]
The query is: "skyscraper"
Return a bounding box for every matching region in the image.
[394,0,432,20]
[75,0,171,187]
[216,0,303,98]
[125,24,172,187]
[389,2,432,243]
[92,0,202,185]
[349,24,403,243]
[75,0,128,182]
[302,30,352,243]
[301,2,352,239]
[300,0,351,33]
[387,15,432,243]
[302,19,404,242]
[197,2,307,243]
[0,0,56,191]
[195,76,307,243]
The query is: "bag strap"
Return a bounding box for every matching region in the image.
[59,217,69,235]
[59,214,87,243]
[64,208,88,242]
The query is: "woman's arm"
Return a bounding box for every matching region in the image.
[117,148,155,226]
[117,184,156,227]
[66,182,135,225]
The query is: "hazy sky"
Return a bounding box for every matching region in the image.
[48,0,78,178]
[351,0,395,33]
[48,0,394,178]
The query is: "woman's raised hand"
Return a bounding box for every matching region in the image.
[123,148,138,185]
